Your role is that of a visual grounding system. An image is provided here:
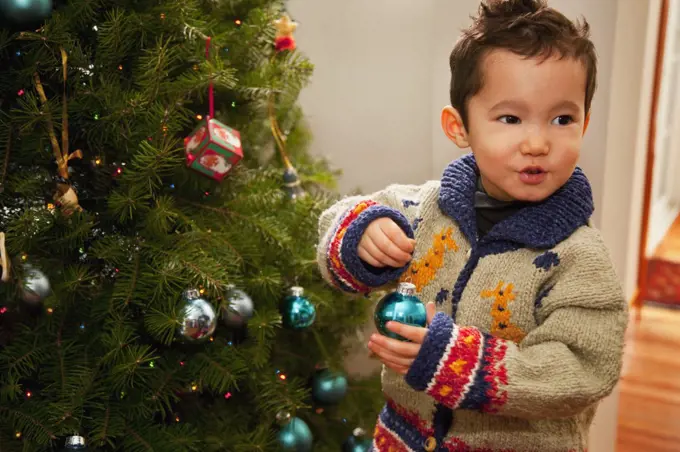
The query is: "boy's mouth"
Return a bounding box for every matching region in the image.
[519,166,547,185]
[520,166,545,175]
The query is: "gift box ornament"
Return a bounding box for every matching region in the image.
[184,118,243,181]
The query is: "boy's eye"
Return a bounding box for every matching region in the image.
[498,115,521,125]
[552,115,574,126]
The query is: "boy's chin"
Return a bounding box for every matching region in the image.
[510,188,556,203]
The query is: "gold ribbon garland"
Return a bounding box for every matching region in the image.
[33,48,83,213]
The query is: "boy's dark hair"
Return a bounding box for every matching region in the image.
[450,0,597,129]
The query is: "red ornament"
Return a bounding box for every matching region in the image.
[184,118,243,181]
[275,35,296,52]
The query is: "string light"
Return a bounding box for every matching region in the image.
[118,65,123,71]
[15,432,21,439]
[17,89,24,96]
[25,391,32,398]
[235,19,242,26]
[115,167,123,176]
[175,416,180,422]
[231,101,236,108]
[46,308,54,314]
[79,323,85,330]
[149,361,155,368]
[199,288,205,295]
[160,13,166,20]
[224,392,232,399]
[0,307,7,314]
[196,114,203,120]
[279,373,287,381]
[315,408,324,414]
[94,113,99,120]
[94,158,102,165]
[191,383,198,391]
[169,184,175,189]
[15,50,21,56]
[209,337,214,342]
[179,361,185,366]
[21,254,27,261]
[192,64,199,71]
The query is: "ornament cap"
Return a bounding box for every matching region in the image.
[289,286,304,297]
[184,289,201,300]
[275,410,292,425]
[65,435,86,448]
[396,282,416,296]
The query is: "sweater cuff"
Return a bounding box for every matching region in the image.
[407,317,509,413]
[405,312,455,391]
[326,201,413,293]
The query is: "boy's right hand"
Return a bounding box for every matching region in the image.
[358,218,416,268]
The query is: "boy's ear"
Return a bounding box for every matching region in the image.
[441,106,469,148]
[583,112,590,135]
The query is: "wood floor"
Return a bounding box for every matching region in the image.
[617,305,680,451]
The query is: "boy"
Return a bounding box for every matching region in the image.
[317,0,628,451]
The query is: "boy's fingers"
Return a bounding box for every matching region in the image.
[371,332,421,356]
[426,302,436,325]
[367,340,415,367]
[379,220,415,255]
[358,246,384,267]
[385,322,428,345]
[364,234,405,268]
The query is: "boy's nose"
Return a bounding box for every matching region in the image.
[519,132,549,156]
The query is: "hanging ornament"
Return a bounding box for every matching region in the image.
[19,263,51,304]
[283,165,305,200]
[374,282,426,341]
[220,285,254,328]
[274,13,297,52]
[177,289,217,342]
[0,0,53,27]
[185,36,243,181]
[184,118,243,181]
[280,286,316,330]
[311,368,348,405]
[342,428,372,452]
[61,435,87,450]
[277,416,313,452]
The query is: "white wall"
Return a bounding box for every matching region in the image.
[289,0,437,194]
[290,1,658,451]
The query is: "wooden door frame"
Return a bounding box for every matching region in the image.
[634,0,671,317]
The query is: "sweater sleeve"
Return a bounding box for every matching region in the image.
[405,235,628,419]
[316,183,426,294]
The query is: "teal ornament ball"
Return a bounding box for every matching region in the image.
[374,282,426,341]
[281,286,316,330]
[311,369,348,405]
[0,0,53,25]
[342,428,372,452]
[277,417,313,452]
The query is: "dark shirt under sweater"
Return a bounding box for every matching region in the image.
[474,178,529,239]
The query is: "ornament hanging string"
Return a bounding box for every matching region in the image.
[206,37,215,119]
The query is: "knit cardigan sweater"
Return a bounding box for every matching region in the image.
[317,154,628,452]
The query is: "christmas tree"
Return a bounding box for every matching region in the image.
[0,1,382,450]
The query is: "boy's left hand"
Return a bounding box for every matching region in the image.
[368,302,436,375]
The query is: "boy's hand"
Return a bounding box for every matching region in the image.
[368,302,437,375]
[358,218,416,268]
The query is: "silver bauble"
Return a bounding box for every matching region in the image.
[221,286,254,327]
[20,263,51,304]
[178,289,217,342]
[63,435,86,450]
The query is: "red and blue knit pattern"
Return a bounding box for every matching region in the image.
[325,200,414,293]
[405,313,509,413]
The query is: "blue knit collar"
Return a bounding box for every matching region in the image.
[438,153,594,249]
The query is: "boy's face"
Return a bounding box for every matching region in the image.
[442,49,589,202]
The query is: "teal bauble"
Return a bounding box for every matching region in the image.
[0,0,53,25]
[311,369,348,405]
[281,286,316,330]
[342,429,372,452]
[374,282,426,341]
[277,417,313,452]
